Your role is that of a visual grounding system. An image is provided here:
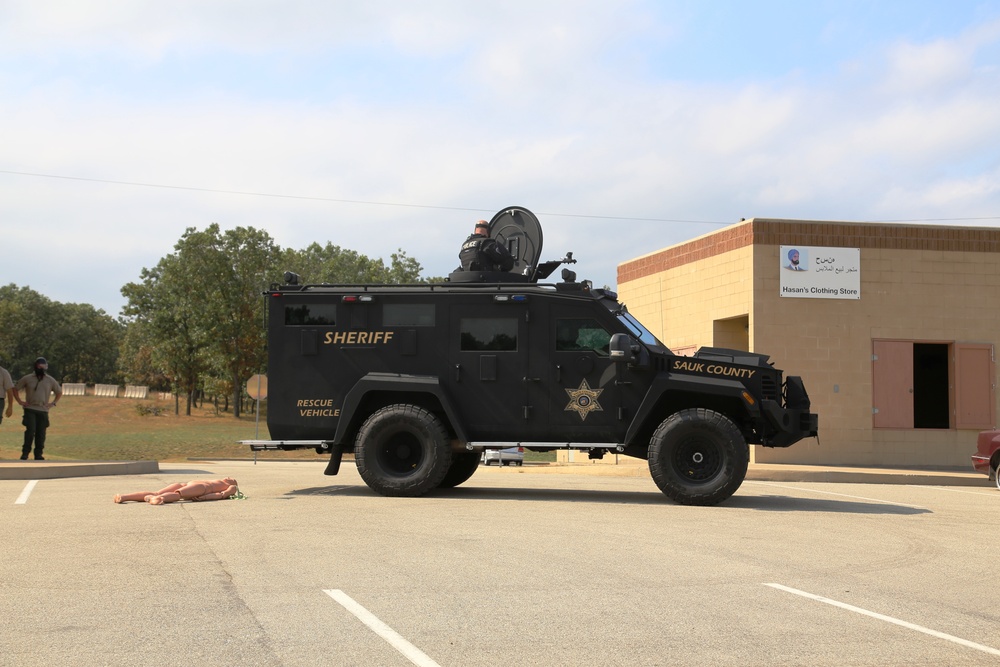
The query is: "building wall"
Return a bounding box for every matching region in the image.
[618,218,1000,469]
[618,224,756,355]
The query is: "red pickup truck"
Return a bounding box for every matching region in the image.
[972,429,1000,489]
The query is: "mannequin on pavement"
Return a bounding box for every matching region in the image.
[113,478,238,504]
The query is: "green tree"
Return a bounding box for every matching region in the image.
[122,225,281,417]
[279,244,423,284]
[121,254,213,415]
[118,318,170,390]
[57,303,124,383]
[176,225,280,418]
[0,284,121,382]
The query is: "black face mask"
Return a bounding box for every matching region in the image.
[34,368,46,379]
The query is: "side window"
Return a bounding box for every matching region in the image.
[285,303,337,326]
[556,318,612,356]
[384,303,435,326]
[460,318,517,351]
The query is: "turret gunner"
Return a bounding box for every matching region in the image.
[459,220,514,272]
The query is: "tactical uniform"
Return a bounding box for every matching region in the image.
[459,233,514,272]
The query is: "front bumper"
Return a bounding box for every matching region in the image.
[760,400,819,448]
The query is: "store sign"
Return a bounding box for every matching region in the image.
[779,246,860,299]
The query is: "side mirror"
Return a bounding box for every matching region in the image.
[609,333,634,363]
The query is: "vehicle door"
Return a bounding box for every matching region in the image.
[528,301,623,442]
[448,295,529,440]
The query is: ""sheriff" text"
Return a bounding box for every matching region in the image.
[324,331,395,345]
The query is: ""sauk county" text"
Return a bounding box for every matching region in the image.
[672,359,756,379]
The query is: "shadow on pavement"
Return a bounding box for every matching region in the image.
[285,483,931,514]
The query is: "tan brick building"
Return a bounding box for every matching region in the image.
[616,218,1000,469]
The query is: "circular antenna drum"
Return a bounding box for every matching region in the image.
[487,206,543,279]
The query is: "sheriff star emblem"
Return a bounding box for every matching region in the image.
[564,379,604,421]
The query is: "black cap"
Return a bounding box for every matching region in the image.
[34,357,47,367]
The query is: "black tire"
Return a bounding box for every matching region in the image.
[648,408,749,506]
[354,404,453,497]
[438,451,481,488]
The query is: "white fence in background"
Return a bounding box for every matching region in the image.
[123,385,149,399]
[59,384,150,398]
[93,384,119,398]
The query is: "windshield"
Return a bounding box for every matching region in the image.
[617,311,665,348]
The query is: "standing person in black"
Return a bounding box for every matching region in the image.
[13,357,62,461]
[459,220,515,272]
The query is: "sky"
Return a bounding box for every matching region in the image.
[3,0,1000,316]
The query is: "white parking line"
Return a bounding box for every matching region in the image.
[745,481,928,510]
[324,589,441,667]
[765,583,1000,657]
[15,480,38,505]
[911,485,999,497]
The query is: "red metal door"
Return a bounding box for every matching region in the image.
[955,343,995,429]
[873,340,913,429]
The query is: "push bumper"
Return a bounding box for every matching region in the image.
[759,401,819,448]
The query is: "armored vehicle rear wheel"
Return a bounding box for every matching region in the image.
[438,451,482,488]
[355,404,453,497]
[648,408,748,506]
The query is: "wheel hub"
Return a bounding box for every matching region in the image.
[377,432,423,476]
[672,436,722,483]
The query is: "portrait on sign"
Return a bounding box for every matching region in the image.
[784,248,808,271]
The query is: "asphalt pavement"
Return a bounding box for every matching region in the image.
[4,458,999,666]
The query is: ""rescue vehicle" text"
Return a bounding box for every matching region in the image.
[296,398,340,417]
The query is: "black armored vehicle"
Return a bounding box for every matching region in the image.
[246,206,818,505]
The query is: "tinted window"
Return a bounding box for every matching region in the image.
[285,303,337,326]
[460,318,517,351]
[617,311,664,347]
[384,303,435,326]
[556,318,611,355]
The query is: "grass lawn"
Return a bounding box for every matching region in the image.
[0,395,557,463]
[0,395,296,462]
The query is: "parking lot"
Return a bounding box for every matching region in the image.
[2,460,999,666]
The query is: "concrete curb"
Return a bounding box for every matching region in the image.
[0,460,159,480]
[503,461,987,487]
[745,465,984,487]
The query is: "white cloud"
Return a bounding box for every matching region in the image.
[882,18,1000,94]
[2,3,1000,313]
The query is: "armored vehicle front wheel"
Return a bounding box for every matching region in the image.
[355,404,453,497]
[648,408,749,506]
[438,450,482,488]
